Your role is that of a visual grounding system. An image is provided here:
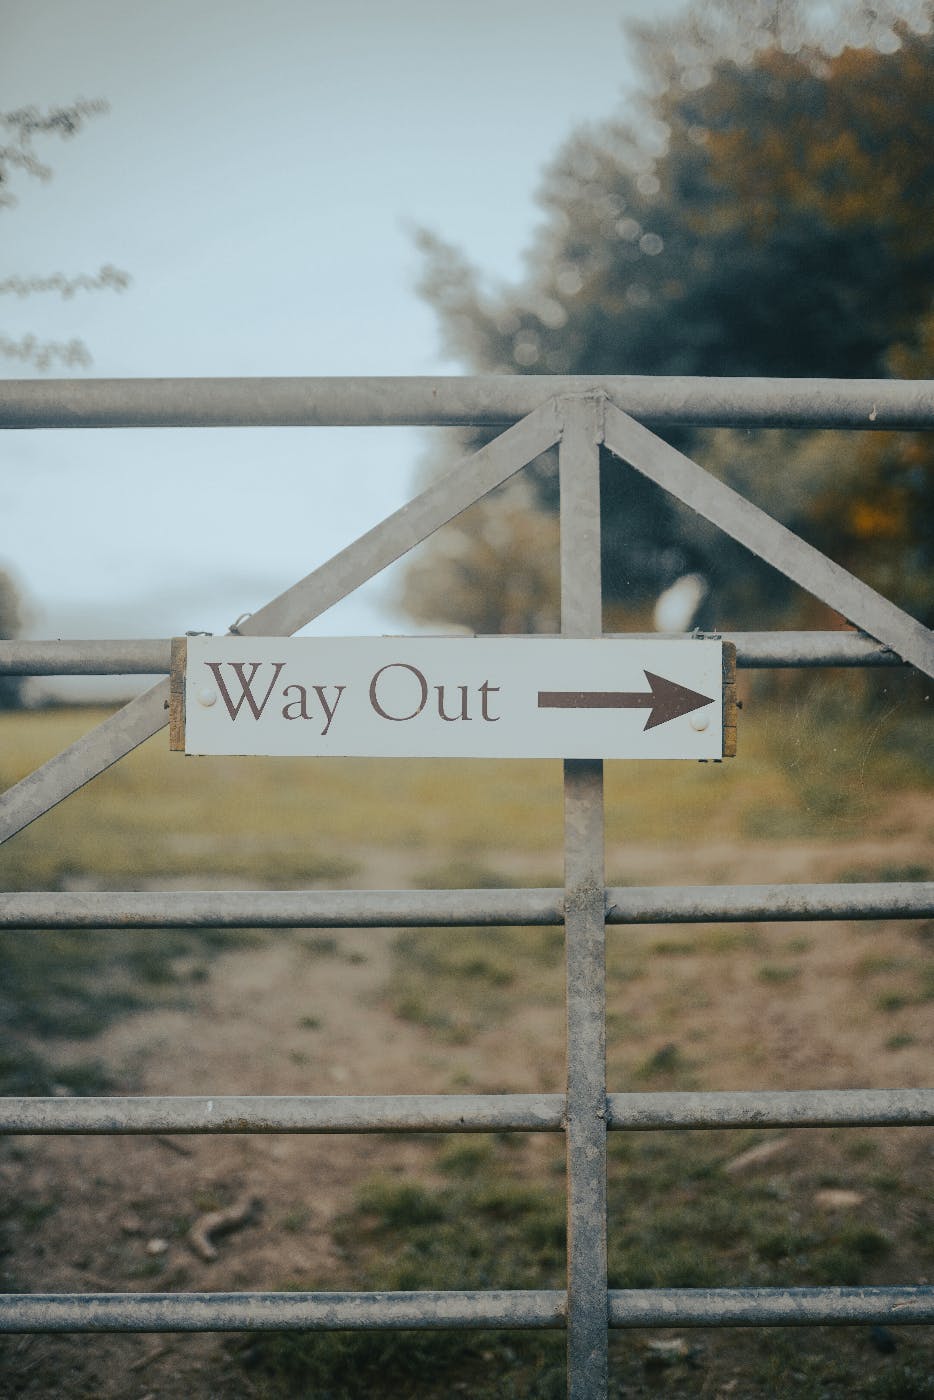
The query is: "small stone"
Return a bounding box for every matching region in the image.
[644,1337,691,1367]
[145,1237,170,1256]
[813,1189,864,1210]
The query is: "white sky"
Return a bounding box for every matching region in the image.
[1,0,682,690]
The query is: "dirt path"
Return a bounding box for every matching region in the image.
[1,826,931,1397]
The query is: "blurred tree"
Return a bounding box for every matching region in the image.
[405,0,934,631]
[400,477,561,635]
[1,100,129,370]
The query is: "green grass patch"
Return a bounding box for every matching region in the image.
[0,925,257,1041]
[757,963,800,985]
[841,862,932,884]
[388,926,563,1041]
[246,1148,568,1399]
[0,1038,112,1097]
[244,1129,934,1397]
[698,926,763,954]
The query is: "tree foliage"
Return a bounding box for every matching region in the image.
[407,1,934,631]
[0,100,129,703]
[400,479,561,635]
[1,100,129,371]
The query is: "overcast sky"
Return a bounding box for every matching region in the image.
[2,0,683,693]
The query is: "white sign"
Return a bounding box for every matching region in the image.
[178,637,726,760]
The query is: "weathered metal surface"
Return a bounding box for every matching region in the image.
[722,631,903,667]
[2,882,929,929]
[721,641,738,757]
[604,403,934,682]
[0,631,907,675]
[606,881,934,923]
[609,1287,934,1327]
[0,1289,567,1333]
[560,398,609,1399]
[2,1088,930,1137]
[1,375,931,429]
[0,640,173,674]
[606,1088,934,1130]
[0,888,565,928]
[2,1286,931,1334]
[0,1093,565,1135]
[168,636,186,752]
[0,404,559,845]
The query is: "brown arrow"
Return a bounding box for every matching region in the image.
[538,670,715,731]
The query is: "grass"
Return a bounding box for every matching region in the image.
[387,925,564,1043]
[245,1129,934,1398]
[0,923,259,1037]
[2,680,930,897]
[757,963,800,984]
[0,920,261,1096]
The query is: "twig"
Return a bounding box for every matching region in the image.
[188,1195,261,1262]
[129,1344,169,1373]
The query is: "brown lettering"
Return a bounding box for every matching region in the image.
[436,684,470,721]
[314,684,345,736]
[369,662,427,721]
[282,684,313,721]
[207,661,285,721]
[479,680,501,722]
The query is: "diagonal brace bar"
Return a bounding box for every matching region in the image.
[603,402,934,681]
[0,401,560,844]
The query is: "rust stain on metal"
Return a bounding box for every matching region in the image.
[722,641,738,757]
[168,637,187,752]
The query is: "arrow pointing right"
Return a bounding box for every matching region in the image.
[538,670,715,731]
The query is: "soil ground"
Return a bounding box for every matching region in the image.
[2,824,933,1398]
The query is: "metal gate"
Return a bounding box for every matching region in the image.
[1,375,933,1398]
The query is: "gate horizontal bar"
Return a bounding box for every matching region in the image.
[606,1088,934,1129]
[0,640,172,674]
[609,1287,934,1328]
[1,883,930,929]
[0,1093,565,1134]
[2,1088,931,1135]
[2,1286,931,1333]
[1,376,932,430]
[607,881,934,923]
[0,631,903,675]
[0,1289,566,1333]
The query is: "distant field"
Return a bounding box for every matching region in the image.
[0,685,931,1398]
[0,675,930,889]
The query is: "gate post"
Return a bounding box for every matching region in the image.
[559,395,609,1397]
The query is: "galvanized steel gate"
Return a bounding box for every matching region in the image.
[1,376,933,1397]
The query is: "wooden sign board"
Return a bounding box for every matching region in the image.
[172,636,736,761]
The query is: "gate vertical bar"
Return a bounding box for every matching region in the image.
[559,396,609,1397]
